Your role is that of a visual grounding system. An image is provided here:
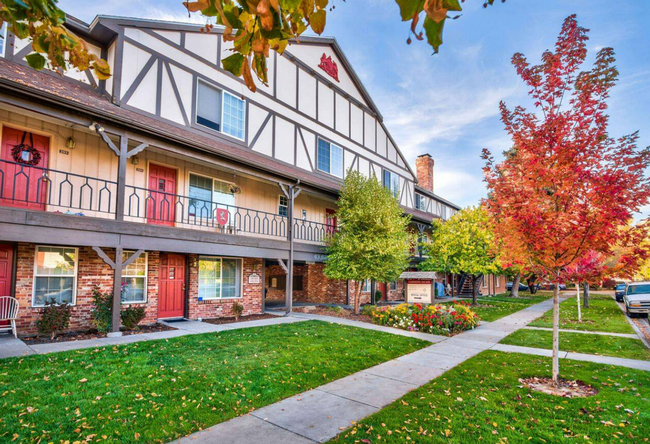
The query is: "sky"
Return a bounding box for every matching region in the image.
[60,0,650,217]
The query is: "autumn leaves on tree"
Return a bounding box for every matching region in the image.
[483,15,650,382]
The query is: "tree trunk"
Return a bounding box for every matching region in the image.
[353,281,363,315]
[576,281,582,322]
[583,282,590,308]
[512,273,521,297]
[552,282,561,383]
[472,275,478,306]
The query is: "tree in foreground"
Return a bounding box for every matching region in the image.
[483,15,650,383]
[0,0,502,90]
[420,206,498,305]
[324,171,412,315]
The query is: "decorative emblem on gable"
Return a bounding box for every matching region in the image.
[318,53,340,82]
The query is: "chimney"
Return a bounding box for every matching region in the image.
[416,154,434,193]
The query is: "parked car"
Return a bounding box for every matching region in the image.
[623,282,650,318]
[506,282,529,292]
[540,283,567,291]
[614,283,626,302]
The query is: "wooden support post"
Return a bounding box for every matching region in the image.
[279,181,301,316]
[92,246,145,336]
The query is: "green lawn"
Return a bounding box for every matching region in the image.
[330,351,650,443]
[443,294,550,322]
[0,321,428,444]
[501,328,650,360]
[529,296,634,334]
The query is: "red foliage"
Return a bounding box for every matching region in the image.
[482,15,650,279]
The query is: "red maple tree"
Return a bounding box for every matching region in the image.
[482,15,650,382]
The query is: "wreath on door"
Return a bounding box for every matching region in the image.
[11,131,41,166]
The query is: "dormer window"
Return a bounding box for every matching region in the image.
[415,193,426,211]
[196,80,245,140]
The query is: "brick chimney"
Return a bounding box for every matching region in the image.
[415,154,434,192]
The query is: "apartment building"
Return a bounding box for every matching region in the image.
[0,16,460,335]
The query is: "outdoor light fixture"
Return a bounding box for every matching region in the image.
[66,137,76,149]
[131,156,140,165]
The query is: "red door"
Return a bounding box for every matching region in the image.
[0,244,14,328]
[326,208,337,235]
[147,164,177,226]
[158,253,186,318]
[1,127,49,210]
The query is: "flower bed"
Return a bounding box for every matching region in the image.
[363,302,480,335]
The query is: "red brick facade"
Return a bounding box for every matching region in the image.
[9,243,264,336]
[264,262,348,305]
[187,255,263,320]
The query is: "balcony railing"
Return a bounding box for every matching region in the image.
[0,159,335,243]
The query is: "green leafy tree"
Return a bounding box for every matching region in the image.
[325,171,413,314]
[1,0,501,90]
[420,206,498,305]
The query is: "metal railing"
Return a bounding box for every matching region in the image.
[0,159,336,243]
[0,159,117,216]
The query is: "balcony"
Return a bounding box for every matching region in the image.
[0,159,335,244]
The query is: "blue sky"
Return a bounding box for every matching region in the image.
[61,0,650,217]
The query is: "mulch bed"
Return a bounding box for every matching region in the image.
[520,377,598,398]
[21,323,176,345]
[293,306,373,323]
[202,313,278,325]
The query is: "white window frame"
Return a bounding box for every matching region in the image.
[415,193,427,211]
[121,251,148,304]
[316,137,344,178]
[362,279,371,292]
[32,246,79,307]
[0,23,7,58]
[383,169,400,198]
[390,281,397,291]
[195,79,246,141]
[187,171,236,217]
[197,256,244,300]
[482,276,489,288]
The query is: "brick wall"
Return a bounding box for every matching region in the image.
[187,255,263,320]
[265,264,306,302]
[13,244,160,336]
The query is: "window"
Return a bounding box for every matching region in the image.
[362,279,371,292]
[196,80,245,139]
[0,23,7,58]
[383,170,400,198]
[33,246,77,306]
[121,251,148,303]
[317,138,343,178]
[198,257,242,299]
[415,193,426,211]
[390,281,397,291]
[421,233,429,243]
[278,195,288,217]
[188,173,235,219]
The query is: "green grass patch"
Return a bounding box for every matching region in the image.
[330,351,650,443]
[0,321,428,444]
[501,328,650,360]
[442,294,550,322]
[529,296,634,334]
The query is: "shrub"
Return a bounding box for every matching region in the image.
[91,287,113,333]
[364,302,479,336]
[121,305,146,330]
[36,299,71,339]
[232,302,244,321]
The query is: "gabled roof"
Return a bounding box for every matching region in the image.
[414,185,462,211]
[71,14,418,182]
[0,57,342,193]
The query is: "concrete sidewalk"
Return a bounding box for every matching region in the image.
[171,297,561,444]
[0,315,303,359]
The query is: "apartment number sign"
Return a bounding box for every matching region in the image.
[248,273,260,284]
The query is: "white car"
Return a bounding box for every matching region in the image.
[623,282,650,318]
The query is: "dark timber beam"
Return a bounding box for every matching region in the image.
[93,246,144,335]
[279,181,301,315]
[93,124,148,221]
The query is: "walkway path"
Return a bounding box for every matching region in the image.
[170,297,573,444]
[522,325,640,339]
[0,315,302,359]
